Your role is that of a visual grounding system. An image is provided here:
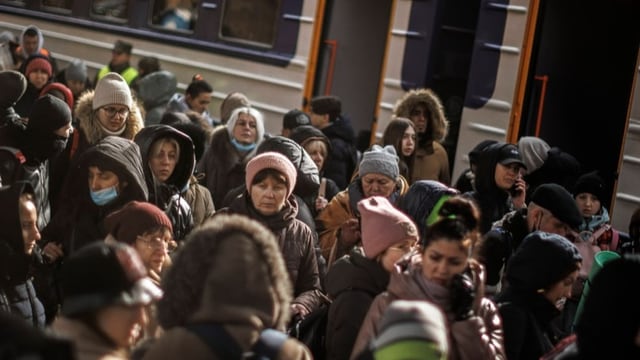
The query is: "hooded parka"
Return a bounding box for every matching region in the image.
[393,88,450,185]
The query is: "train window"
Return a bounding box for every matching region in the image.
[220,0,280,47]
[42,0,73,11]
[91,0,128,20]
[150,0,197,32]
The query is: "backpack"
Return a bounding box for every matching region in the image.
[0,146,26,186]
[186,323,288,359]
[288,303,330,360]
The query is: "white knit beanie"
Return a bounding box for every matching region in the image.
[92,72,133,110]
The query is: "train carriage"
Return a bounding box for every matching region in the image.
[1,0,639,228]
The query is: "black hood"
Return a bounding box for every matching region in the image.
[398,180,459,242]
[256,135,320,197]
[134,124,195,192]
[0,181,34,281]
[78,136,148,205]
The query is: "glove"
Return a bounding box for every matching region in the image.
[450,272,475,321]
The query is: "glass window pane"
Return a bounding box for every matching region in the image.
[151,0,197,32]
[221,0,280,47]
[42,0,73,10]
[91,0,128,20]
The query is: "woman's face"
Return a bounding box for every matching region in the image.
[96,304,147,348]
[409,105,428,133]
[304,140,327,171]
[401,126,416,157]
[544,267,580,309]
[575,193,601,218]
[97,105,129,133]
[134,228,172,274]
[361,173,396,198]
[379,239,415,272]
[88,166,121,192]
[19,196,40,255]
[494,163,522,191]
[149,140,178,183]
[250,174,288,216]
[28,69,49,90]
[233,113,258,144]
[421,239,469,287]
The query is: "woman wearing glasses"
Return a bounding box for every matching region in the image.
[51,72,144,214]
[105,200,174,344]
[197,106,265,207]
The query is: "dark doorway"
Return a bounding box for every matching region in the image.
[520,0,640,194]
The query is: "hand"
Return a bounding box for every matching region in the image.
[338,218,360,248]
[42,242,64,263]
[315,196,328,211]
[450,272,475,321]
[291,303,310,320]
[511,175,527,209]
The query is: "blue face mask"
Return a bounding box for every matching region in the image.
[231,138,256,152]
[90,185,119,206]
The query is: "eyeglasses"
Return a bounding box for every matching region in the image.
[136,235,174,252]
[101,106,129,118]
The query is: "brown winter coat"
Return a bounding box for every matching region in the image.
[184,176,215,226]
[49,316,129,360]
[351,259,505,360]
[143,214,312,360]
[393,88,450,184]
[224,193,323,313]
[316,176,409,266]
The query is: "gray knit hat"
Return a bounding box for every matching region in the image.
[518,136,550,175]
[92,72,133,110]
[360,144,399,180]
[65,59,88,83]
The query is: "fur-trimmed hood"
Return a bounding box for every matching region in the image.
[158,214,293,331]
[75,90,145,145]
[393,88,448,142]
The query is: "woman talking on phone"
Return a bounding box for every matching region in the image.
[464,142,527,234]
[350,196,505,360]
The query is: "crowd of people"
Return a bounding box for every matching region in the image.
[1,27,640,360]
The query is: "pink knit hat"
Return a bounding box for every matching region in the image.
[358,196,419,259]
[245,152,297,198]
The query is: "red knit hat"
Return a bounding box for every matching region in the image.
[358,196,419,259]
[245,152,297,198]
[25,56,52,78]
[104,201,173,245]
[40,82,74,111]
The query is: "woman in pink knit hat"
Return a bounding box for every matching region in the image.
[218,151,323,320]
[324,196,419,360]
[351,196,506,360]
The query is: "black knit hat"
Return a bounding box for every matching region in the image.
[28,94,72,133]
[506,231,582,293]
[531,183,583,229]
[61,242,162,317]
[282,109,310,130]
[574,171,606,202]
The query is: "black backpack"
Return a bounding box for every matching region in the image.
[186,323,288,359]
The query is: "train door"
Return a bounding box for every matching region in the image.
[517,0,640,212]
[312,0,393,150]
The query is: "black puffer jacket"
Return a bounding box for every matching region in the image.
[0,182,45,328]
[135,125,194,241]
[324,248,389,360]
